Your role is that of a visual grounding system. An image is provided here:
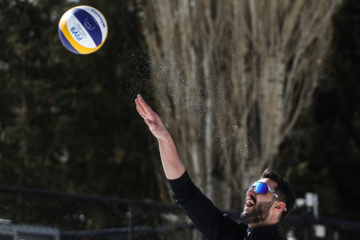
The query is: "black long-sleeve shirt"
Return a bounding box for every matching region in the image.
[168,171,286,240]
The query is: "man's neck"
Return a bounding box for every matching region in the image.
[249,220,279,228]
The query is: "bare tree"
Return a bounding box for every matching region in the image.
[141,0,342,209]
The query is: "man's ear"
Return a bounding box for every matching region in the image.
[273,201,286,213]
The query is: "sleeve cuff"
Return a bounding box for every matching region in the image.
[167,170,191,192]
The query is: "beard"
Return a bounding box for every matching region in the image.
[241,199,275,224]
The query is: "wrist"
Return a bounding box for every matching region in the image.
[157,132,173,143]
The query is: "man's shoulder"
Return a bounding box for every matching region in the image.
[218,216,248,239]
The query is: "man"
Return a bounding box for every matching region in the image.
[135,94,296,240]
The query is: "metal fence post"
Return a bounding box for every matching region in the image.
[127,205,134,240]
[304,212,315,240]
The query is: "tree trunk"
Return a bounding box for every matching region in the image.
[141,0,342,209]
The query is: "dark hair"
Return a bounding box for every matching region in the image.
[261,168,296,219]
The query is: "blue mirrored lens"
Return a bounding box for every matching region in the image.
[254,182,268,194]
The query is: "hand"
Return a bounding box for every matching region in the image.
[135,94,171,141]
[135,94,185,179]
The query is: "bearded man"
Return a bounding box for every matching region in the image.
[135,94,296,240]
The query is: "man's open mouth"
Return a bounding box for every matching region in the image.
[245,196,256,208]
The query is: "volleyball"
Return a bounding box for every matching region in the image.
[58,5,108,54]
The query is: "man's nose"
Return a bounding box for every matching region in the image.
[247,187,256,197]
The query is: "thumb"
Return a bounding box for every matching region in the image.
[145,117,155,126]
[145,118,159,132]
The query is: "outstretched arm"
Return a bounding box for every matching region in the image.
[135,94,185,179]
[135,94,243,239]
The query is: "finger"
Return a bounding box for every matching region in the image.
[135,99,145,114]
[135,96,149,118]
[136,106,147,119]
[137,94,154,116]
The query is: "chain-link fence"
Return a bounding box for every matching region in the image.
[0,185,359,240]
[0,185,195,240]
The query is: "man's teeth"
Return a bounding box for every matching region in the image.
[246,199,255,207]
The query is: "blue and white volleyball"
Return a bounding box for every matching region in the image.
[58,5,108,54]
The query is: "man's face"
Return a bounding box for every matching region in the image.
[241,178,277,224]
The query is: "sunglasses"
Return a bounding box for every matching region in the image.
[249,181,287,212]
